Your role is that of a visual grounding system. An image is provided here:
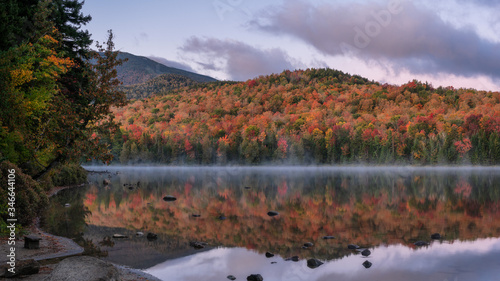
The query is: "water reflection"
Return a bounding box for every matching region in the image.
[145,237,500,281]
[45,166,500,278]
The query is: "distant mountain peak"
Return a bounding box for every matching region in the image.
[115,52,217,86]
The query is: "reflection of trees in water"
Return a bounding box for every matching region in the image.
[42,186,107,257]
[78,168,500,260]
[42,187,91,238]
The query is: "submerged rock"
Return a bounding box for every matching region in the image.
[162,195,177,202]
[265,252,274,258]
[307,258,324,269]
[362,260,373,269]
[361,249,371,257]
[227,275,236,280]
[431,233,442,240]
[189,241,207,249]
[414,241,429,246]
[322,236,335,240]
[247,274,263,281]
[285,256,299,262]
[267,211,279,217]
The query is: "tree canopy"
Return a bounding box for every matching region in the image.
[0,0,126,178]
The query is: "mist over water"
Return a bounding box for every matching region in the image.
[45,166,500,281]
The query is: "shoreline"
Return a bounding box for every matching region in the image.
[1,182,161,280]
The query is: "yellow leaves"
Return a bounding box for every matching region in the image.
[39,55,74,77]
[42,34,59,45]
[10,68,34,87]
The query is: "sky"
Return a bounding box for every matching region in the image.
[82,0,500,91]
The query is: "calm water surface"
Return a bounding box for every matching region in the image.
[43,166,500,281]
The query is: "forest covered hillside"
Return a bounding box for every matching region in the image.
[120,73,200,99]
[108,68,500,165]
[115,52,217,85]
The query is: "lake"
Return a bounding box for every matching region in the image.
[42,166,500,281]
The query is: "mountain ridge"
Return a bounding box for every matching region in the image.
[115,52,217,86]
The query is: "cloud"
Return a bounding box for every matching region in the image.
[148,56,196,72]
[180,37,296,81]
[252,0,500,83]
[456,0,500,6]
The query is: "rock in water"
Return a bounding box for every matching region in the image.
[136,232,144,237]
[285,256,299,262]
[147,233,158,240]
[362,260,373,268]
[307,258,324,269]
[112,234,128,238]
[44,256,120,281]
[267,211,279,217]
[431,233,442,239]
[163,195,177,202]
[348,244,360,250]
[303,242,314,248]
[414,241,429,246]
[227,275,236,280]
[247,274,264,281]
[265,252,274,258]
[361,249,371,256]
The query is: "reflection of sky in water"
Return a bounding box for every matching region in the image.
[145,238,500,281]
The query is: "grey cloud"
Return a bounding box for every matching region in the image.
[253,0,500,81]
[180,37,296,81]
[456,0,500,6]
[148,56,196,72]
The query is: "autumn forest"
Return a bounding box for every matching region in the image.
[111,69,500,165]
